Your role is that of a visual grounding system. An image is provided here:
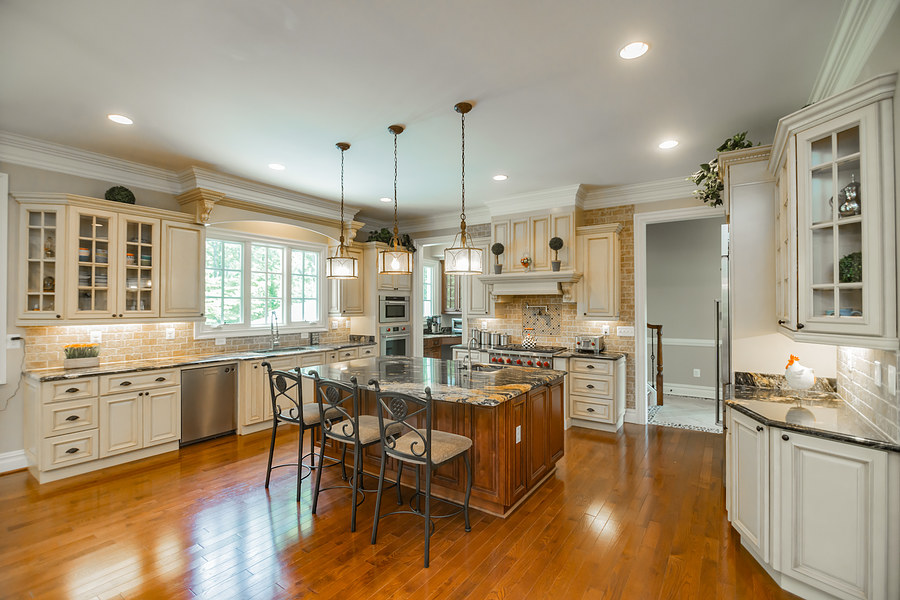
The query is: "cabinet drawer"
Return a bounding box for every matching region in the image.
[358,346,376,358]
[42,397,98,437]
[570,373,613,398]
[571,396,614,423]
[41,429,99,471]
[568,358,613,375]
[100,369,178,395]
[298,352,325,368]
[337,348,358,361]
[326,351,340,363]
[45,377,98,403]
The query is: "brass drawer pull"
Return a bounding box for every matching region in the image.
[65,447,79,454]
[119,381,132,386]
[66,387,79,393]
[65,415,80,421]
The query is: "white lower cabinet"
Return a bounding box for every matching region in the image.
[100,392,143,457]
[730,410,770,562]
[776,431,889,600]
[143,387,181,447]
[727,409,898,600]
[566,356,626,432]
[238,351,326,432]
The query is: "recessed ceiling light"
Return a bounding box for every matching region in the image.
[107,114,133,125]
[619,41,649,60]
[380,197,393,203]
[658,140,679,149]
[268,163,286,171]
[492,174,508,181]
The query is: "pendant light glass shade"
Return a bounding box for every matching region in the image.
[444,101,483,275]
[379,124,413,275]
[326,142,359,280]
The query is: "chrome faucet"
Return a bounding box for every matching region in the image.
[270,311,280,349]
[465,331,477,371]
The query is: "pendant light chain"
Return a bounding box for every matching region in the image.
[460,109,466,225]
[393,130,400,240]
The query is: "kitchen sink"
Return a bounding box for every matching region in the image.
[247,346,317,355]
[466,363,505,373]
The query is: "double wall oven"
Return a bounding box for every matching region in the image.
[380,324,410,357]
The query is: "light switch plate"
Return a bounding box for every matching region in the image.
[889,364,897,395]
[515,425,521,444]
[165,327,176,340]
[215,337,226,346]
[874,361,882,386]
[617,326,635,337]
[693,368,701,378]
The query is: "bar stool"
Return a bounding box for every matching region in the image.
[309,372,402,532]
[368,380,472,567]
[261,363,345,502]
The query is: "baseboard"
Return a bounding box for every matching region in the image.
[664,383,715,399]
[0,449,28,475]
[624,408,643,425]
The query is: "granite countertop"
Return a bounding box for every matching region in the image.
[727,386,900,453]
[449,344,625,361]
[422,333,462,339]
[299,356,565,407]
[25,341,376,382]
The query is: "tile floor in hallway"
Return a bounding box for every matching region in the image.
[648,394,723,433]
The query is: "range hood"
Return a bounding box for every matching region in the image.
[478,270,582,302]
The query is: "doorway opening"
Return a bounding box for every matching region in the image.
[634,207,725,433]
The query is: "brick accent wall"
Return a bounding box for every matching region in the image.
[470,205,638,409]
[837,346,900,442]
[23,320,351,371]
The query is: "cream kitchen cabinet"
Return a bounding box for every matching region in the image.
[463,241,494,317]
[726,408,899,600]
[24,368,181,483]
[14,193,204,325]
[769,73,897,349]
[575,224,621,319]
[239,352,326,433]
[377,271,411,292]
[328,245,365,316]
[492,210,576,272]
[565,356,625,432]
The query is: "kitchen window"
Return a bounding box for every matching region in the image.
[423,263,435,317]
[200,232,325,337]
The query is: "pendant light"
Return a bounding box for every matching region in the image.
[444,102,484,275]
[378,124,414,275]
[326,142,359,279]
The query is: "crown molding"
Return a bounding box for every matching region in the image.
[401,206,491,234]
[177,166,347,222]
[769,71,897,172]
[808,0,900,103]
[583,176,697,209]
[482,184,585,216]
[0,131,182,194]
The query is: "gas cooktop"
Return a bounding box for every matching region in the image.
[489,345,567,354]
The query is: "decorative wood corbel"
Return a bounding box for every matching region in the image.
[176,188,225,224]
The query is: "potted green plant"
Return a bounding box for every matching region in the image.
[549,237,563,271]
[63,343,100,369]
[689,132,756,206]
[491,242,505,274]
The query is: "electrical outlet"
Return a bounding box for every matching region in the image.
[875,361,882,386]
[693,368,701,378]
[515,425,521,444]
[165,327,176,340]
[889,365,898,395]
[215,337,226,346]
[617,326,635,337]
[601,324,610,335]
[90,330,102,343]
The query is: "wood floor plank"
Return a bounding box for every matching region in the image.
[0,424,799,599]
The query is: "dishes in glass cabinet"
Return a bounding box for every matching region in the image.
[839,174,861,217]
[42,276,54,292]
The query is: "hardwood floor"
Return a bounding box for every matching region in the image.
[0,425,798,599]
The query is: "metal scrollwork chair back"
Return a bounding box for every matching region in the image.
[311,372,360,441]
[370,380,431,465]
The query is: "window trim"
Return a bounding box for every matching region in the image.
[195,229,328,339]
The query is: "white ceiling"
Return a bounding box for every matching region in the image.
[0,0,845,224]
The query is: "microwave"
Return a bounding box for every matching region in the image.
[379,294,410,323]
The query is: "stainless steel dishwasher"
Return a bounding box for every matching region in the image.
[180,363,237,445]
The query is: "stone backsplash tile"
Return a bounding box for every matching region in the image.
[836,346,900,442]
[23,319,351,371]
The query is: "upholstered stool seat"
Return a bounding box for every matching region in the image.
[392,429,472,465]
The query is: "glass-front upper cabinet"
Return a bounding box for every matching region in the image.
[68,207,118,319]
[118,216,160,316]
[796,105,882,337]
[19,205,66,320]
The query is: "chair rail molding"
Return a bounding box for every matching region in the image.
[808,0,900,103]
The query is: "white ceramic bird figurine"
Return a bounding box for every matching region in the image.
[785,354,815,390]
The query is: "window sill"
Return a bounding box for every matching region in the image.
[194,324,328,340]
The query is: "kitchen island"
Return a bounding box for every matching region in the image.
[299,356,565,516]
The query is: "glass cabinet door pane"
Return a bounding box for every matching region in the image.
[122,219,155,314]
[811,167,834,225]
[835,126,860,158]
[23,209,59,316]
[74,212,112,314]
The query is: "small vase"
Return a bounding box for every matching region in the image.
[494,264,503,274]
[551,261,561,272]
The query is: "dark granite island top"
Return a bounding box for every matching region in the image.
[300,356,567,517]
[299,356,565,407]
[727,387,899,453]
